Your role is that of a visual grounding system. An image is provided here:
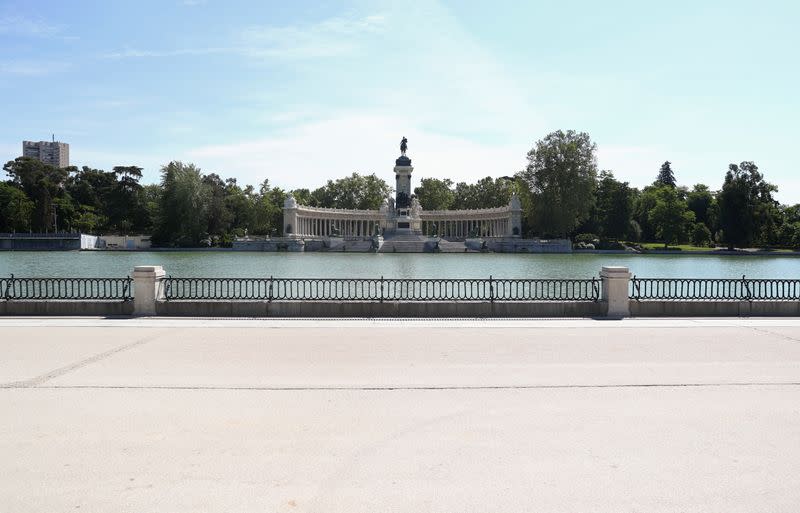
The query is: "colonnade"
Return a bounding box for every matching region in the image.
[284,198,522,239]
[294,216,382,238]
[420,217,511,238]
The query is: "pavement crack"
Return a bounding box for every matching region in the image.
[2,331,165,389]
[746,326,800,344]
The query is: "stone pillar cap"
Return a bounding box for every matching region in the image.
[133,265,165,273]
[600,266,630,276]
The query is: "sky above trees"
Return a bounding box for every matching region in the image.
[1,0,799,202]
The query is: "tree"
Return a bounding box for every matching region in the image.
[633,186,659,241]
[289,188,313,207]
[594,171,634,239]
[3,157,68,231]
[686,184,716,233]
[690,222,712,247]
[153,161,209,247]
[519,130,598,237]
[649,186,695,247]
[414,178,454,210]
[452,177,513,210]
[655,161,676,188]
[107,166,147,233]
[310,173,391,210]
[0,182,34,232]
[251,180,286,236]
[202,173,234,239]
[717,161,777,250]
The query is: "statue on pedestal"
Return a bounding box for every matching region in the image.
[400,137,408,156]
[411,196,422,217]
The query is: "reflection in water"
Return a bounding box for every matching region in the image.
[1,251,800,279]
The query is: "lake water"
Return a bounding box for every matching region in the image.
[1,251,800,279]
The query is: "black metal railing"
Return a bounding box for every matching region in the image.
[163,276,601,302]
[629,276,800,301]
[2,275,133,300]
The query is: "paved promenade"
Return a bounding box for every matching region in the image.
[1,318,800,512]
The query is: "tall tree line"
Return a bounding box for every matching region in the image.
[3,131,799,249]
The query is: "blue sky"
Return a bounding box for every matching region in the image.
[1,0,799,202]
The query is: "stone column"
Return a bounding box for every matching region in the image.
[133,265,165,316]
[600,266,631,317]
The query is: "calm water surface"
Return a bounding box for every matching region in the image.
[1,251,800,279]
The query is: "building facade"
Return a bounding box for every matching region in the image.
[283,152,523,239]
[22,140,70,168]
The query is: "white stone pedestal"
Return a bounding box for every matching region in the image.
[133,265,166,316]
[600,266,631,317]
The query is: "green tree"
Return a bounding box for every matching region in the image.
[289,188,313,206]
[202,173,234,240]
[107,166,149,233]
[72,206,104,234]
[718,161,777,250]
[0,182,34,232]
[452,177,513,210]
[153,161,209,247]
[690,222,712,247]
[3,157,69,231]
[655,161,676,188]
[310,173,391,210]
[519,130,598,237]
[414,178,454,210]
[649,186,695,247]
[251,180,286,236]
[686,184,716,233]
[594,171,634,239]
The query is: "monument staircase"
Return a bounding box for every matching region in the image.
[377,233,473,253]
[324,238,376,252]
[378,233,428,253]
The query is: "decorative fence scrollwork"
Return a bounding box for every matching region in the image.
[629,276,800,301]
[163,276,602,302]
[1,275,133,300]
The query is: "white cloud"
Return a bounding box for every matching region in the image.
[240,14,386,59]
[103,13,386,61]
[101,47,230,59]
[0,60,71,76]
[185,113,527,190]
[0,15,60,37]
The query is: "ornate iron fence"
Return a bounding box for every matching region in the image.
[2,275,133,300]
[629,276,800,301]
[164,276,601,302]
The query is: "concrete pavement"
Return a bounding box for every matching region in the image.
[1,318,800,512]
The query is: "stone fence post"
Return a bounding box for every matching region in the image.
[600,266,631,317]
[133,265,166,316]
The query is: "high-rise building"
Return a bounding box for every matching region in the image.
[22,139,69,168]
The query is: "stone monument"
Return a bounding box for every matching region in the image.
[393,137,417,234]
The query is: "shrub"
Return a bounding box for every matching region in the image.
[690,223,712,247]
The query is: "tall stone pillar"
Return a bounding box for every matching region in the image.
[600,266,631,317]
[283,196,299,237]
[509,194,522,237]
[133,265,165,316]
[394,155,414,206]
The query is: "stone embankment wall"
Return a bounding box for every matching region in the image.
[0,300,133,316]
[630,301,800,316]
[155,301,604,318]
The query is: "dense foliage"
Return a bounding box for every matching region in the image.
[518,130,598,236]
[2,130,798,249]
